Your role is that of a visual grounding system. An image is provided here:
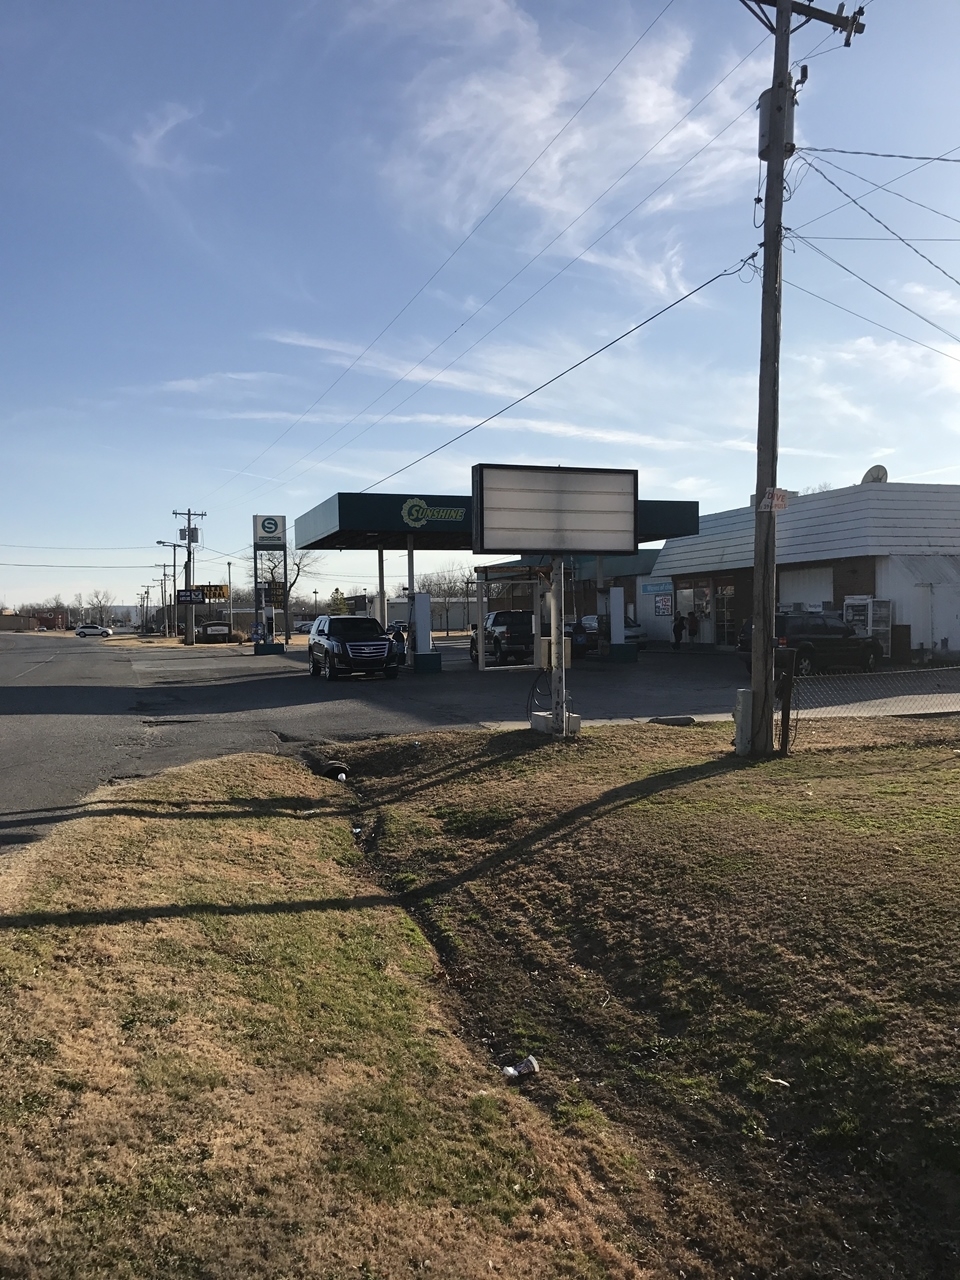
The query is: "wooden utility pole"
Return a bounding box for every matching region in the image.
[741,0,865,755]
[173,508,205,647]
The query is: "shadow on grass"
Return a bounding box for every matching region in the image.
[1,755,743,933]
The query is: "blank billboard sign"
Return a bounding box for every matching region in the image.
[472,464,638,554]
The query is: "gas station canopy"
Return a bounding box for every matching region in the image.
[295,491,699,552]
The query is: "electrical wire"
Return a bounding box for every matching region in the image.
[793,146,960,232]
[200,1,679,504]
[0,543,158,551]
[800,147,960,163]
[0,562,162,570]
[799,157,960,292]
[783,278,960,366]
[802,236,960,242]
[789,235,960,345]
[235,94,765,508]
[223,35,772,509]
[361,254,752,492]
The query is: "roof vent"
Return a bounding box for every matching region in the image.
[861,465,888,484]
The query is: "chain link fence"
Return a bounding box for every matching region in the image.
[785,666,960,749]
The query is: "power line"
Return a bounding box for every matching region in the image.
[200,1,678,503]
[362,255,752,492]
[0,561,161,569]
[784,278,960,365]
[235,93,766,508]
[800,147,960,162]
[793,145,960,231]
[799,157,960,292]
[803,236,960,241]
[0,543,157,551]
[223,33,773,509]
[812,154,960,230]
[790,234,960,345]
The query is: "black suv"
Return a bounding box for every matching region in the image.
[470,610,534,665]
[738,612,883,677]
[308,614,399,681]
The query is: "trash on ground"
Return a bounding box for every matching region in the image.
[502,1055,539,1079]
[320,759,349,781]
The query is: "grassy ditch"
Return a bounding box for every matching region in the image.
[345,719,960,1279]
[0,755,644,1279]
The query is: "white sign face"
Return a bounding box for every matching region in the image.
[253,514,287,549]
[758,488,789,513]
[473,465,637,554]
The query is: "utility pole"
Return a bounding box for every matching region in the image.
[227,561,234,639]
[157,541,179,638]
[742,0,864,755]
[173,509,205,647]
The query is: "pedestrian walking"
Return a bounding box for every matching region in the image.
[687,610,700,644]
[392,624,406,666]
[672,610,686,650]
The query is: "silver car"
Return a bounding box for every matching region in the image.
[75,625,113,638]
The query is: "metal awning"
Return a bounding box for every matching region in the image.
[295,492,473,551]
[295,491,699,552]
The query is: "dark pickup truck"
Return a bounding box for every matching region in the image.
[470,610,535,665]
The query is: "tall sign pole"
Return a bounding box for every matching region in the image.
[743,0,865,755]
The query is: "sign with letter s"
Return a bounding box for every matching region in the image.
[253,514,286,550]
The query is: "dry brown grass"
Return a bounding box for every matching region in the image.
[0,755,648,1279]
[344,717,960,1279]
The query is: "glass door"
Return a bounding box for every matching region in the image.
[714,580,737,647]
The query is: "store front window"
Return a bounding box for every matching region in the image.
[674,578,712,644]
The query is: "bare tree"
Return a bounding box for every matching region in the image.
[88,590,115,626]
[250,542,323,596]
[415,563,468,635]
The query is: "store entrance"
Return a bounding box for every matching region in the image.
[714,578,737,647]
[675,578,713,645]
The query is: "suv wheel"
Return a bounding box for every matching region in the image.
[325,654,339,681]
[796,649,816,678]
[308,647,321,678]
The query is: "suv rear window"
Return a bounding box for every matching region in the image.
[328,617,385,640]
[492,611,530,625]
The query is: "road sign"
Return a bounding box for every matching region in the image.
[253,514,286,550]
[195,584,229,600]
[758,487,789,513]
[177,589,204,604]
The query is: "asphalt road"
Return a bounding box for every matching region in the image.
[0,632,744,860]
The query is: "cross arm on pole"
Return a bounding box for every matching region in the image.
[753,0,865,41]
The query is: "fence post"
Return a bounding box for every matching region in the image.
[778,648,797,755]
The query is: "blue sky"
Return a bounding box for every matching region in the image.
[3,0,960,607]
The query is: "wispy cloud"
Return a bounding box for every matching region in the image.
[99,102,221,180]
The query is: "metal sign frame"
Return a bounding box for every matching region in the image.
[472,463,640,555]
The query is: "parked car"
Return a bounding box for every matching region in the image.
[470,610,534,665]
[307,614,399,681]
[388,620,408,632]
[738,612,883,677]
[295,621,314,634]
[75,624,113,638]
[579,615,649,649]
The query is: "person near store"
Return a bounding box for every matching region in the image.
[687,610,700,644]
[672,610,686,650]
